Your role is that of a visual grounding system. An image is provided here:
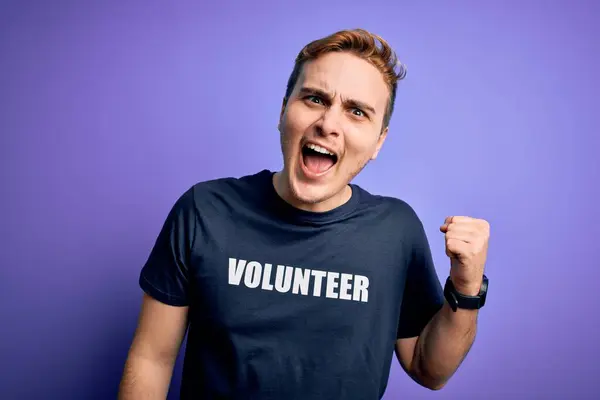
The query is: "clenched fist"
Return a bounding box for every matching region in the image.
[439,216,490,296]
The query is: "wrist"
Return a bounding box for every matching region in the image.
[449,276,483,296]
[452,282,481,296]
[444,275,489,313]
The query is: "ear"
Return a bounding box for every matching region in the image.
[278,97,287,132]
[371,126,389,160]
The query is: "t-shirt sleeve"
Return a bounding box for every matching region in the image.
[139,187,197,307]
[397,214,445,339]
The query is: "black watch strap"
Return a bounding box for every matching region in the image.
[444,275,488,312]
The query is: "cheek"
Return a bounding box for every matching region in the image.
[279,113,304,155]
[282,105,317,137]
[344,130,380,158]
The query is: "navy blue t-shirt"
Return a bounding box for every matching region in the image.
[139,169,444,399]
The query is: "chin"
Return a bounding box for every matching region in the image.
[284,161,350,211]
[277,143,361,211]
[289,178,335,205]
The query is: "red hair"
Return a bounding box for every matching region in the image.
[284,29,407,127]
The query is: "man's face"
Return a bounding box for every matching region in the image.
[278,51,390,211]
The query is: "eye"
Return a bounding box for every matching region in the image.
[305,95,323,105]
[351,108,365,117]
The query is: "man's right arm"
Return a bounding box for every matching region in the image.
[118,294,189,400]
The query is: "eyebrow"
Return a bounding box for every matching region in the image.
[298,86,377,116]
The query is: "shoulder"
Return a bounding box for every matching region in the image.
[180,169,271,213]
[353,185,428,246]
[190,169,269,193]
[354,185,423,225]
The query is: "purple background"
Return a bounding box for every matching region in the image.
[1,1,598,399]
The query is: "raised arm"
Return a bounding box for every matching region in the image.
[395,215,489,390]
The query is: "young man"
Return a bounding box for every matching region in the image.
[118,29,490,400]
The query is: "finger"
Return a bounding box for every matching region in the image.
[440,216,454,232]
[441,218,476,233]
[446,238,471,257]
[452,216,490,232]
[446,223,479,235]
[442,216,489,233]
[449,216,475,223]
[445,230,478,244]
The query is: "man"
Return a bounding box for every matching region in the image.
[118,28,490,400]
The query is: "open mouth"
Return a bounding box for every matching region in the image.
[301,143,338,175]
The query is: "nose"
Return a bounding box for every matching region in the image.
[315,107,342,138]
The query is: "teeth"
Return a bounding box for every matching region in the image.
[306,143,335,156]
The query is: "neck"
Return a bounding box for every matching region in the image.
[272,171,352,213]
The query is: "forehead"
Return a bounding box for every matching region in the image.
[296,52,389,112]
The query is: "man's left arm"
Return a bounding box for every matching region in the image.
[396,215,490,390]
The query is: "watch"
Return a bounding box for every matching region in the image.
[443,275,489,312]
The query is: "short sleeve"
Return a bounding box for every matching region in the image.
[397,216,444,339]
[139,187,197,307]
